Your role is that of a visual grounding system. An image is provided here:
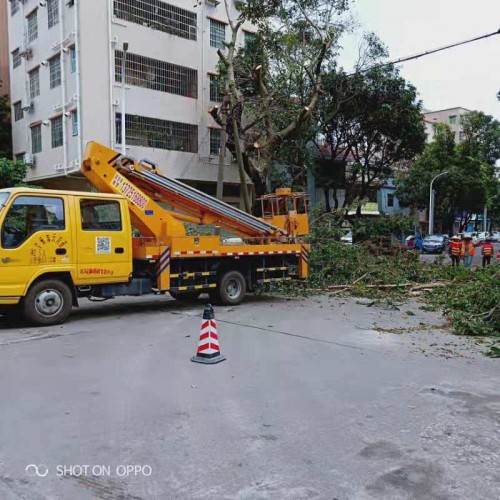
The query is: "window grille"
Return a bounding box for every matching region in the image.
[12,49,21,69]
[14,101,23,122]
[72,110,78,136]
[209,128,221,155]
[210,19,225,49]
[27,9,38,43]
[29,67,40,98]
[70,46,76,73]
[47,0,59,28]
[49,55,61,88]
[116,113,198,153]
[11,0,19,16]
[115,51,197,98]
[209,74,223,102]
[32,125,42,153]
[113,0,197,41]
[51,116,63,148]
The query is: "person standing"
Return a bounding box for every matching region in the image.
[461,234,475,268]
[449,235,461,267]
[480,236,494,267]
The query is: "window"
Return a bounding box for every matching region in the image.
[113,0,197,41]
[49,55,61,88]
[27,9,38,43]
[11,0,19,16]
[51,116,63,148]
[15,153,25,163]
[223,185,240,198]
[449,115,457,125]
[71,110,78,136]
[12,49,21,69]
[115,51,197,98]
[29,67,40,98]
[31,125,42,153]
[13,101,23,122]
[244,31,257,48]
[209,74,222,102]
[209,128,221,155]
[387,193,394,208]
[47,0,59,28]
[1,196,65,249]
[210,19,226,49]
[80,199,122,231]
[116,113,198,153]
[69,46,76,73]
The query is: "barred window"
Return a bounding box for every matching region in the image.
[13,101,23,122]
[116,113,198,153]
[12,49,21,69]
[29,67,40,98]
[115,51,197,99]
[72,110,78,136]
[114,0,197,41]
[47,0,59,28]
[31,125,42,153]
[11,0,19,16]
[209,74,223,102]
[49,55,61,88]
[69,46,76,73]
[51,116,63,148]
[209,128,221,155]
[210,19,226,49]
[27,9,38,43]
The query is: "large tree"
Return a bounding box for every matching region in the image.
[210,0,356,211]
[315,65,426,211]
[395,122,497,232]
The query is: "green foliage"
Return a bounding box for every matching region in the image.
[351,214,413,242]
[0,92,12,158]
[0,157,28,189]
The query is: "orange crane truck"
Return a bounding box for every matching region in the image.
[0,142,310,326]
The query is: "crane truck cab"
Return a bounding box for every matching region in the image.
[0,143,310,327]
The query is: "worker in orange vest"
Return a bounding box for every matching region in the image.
[480,236,494,267]
[460,234,475,268]
[448,235,462,267]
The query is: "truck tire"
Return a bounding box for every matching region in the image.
[170,291,201,302]
[23,279,73,326]
[217,270,246,305]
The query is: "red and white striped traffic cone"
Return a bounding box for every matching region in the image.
[191,304,226,364]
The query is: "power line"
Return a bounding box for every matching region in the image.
[351,28,500,74]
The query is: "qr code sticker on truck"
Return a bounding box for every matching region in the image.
[96,237,111,255]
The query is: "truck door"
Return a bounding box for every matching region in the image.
[75,197,132,283]
[0,193,72,298]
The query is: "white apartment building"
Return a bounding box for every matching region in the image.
[7,0,255,206]
[423,107,470,143]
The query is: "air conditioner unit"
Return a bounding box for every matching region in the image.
[72,94,79,101]
[19,47,33,60]
[205,0,220,6]
[51,41,61,52]
[54,163,65,171]
[24,153,36,167]
[112,99,119,106]
[53,103,63,112]
[21,101,33,112]
[66,0,75,6]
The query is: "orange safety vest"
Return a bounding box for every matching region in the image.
[450,241,461,256]
[482,243,494,256]
[461,241,475,257]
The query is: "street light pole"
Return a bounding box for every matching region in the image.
[121,42,129,156]
[429,171,449,235]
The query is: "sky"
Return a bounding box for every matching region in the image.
[340,0,500,118]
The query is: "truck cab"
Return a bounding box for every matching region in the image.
[0,188,132,325]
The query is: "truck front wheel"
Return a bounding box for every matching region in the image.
[215,270,246,305]
[23,279,73,326]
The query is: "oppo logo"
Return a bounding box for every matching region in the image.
[25,464,49,477]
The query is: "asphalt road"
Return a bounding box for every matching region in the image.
[420,242,500,266]
[0,295,499,500]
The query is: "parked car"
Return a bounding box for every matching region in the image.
[341,231,353,245]
[422,234,449,254]
[472,232,489,245]
[491,231,500,242]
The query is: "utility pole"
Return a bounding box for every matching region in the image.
[429,172,449,235]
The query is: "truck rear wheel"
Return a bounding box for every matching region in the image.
[216,270,246,305]
[23,279,73,326]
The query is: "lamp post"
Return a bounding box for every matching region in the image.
[429,171,449,235]
[121,42,129,155]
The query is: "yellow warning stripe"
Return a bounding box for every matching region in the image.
[170,271,214,279]
[170,284,217,292]
[256,267,288,272]
[258,277,292,284]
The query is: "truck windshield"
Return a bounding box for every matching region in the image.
[0,192,10,210]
